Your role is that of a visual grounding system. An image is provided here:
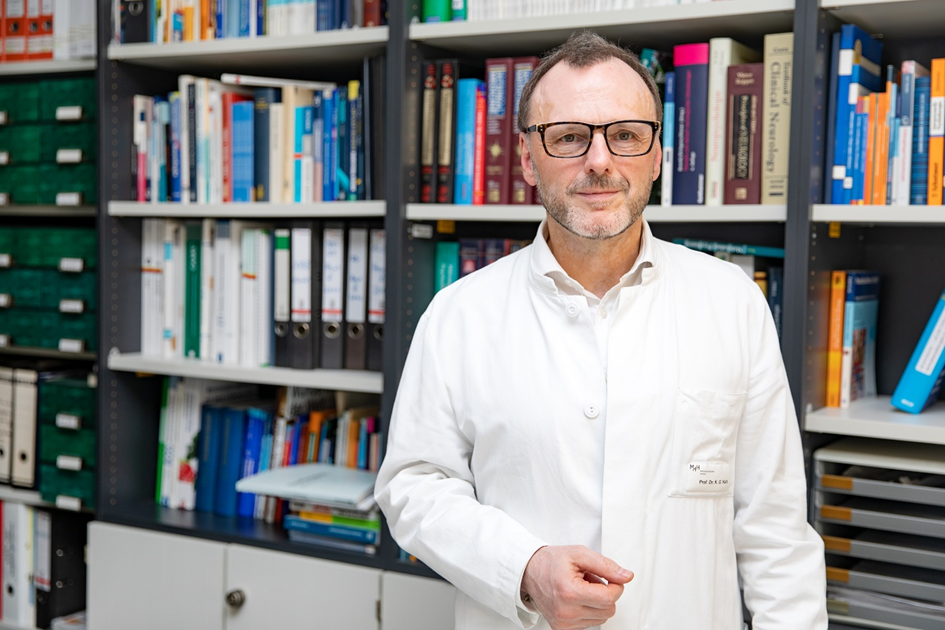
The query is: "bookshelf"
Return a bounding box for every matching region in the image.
[812,204,945,225]
[405,204,788,222]
[806,397,945,445]
[0,205,97,218]
[108,201,387,218]
[0,60,97,76]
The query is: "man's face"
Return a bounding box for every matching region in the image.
[521,59,662,241]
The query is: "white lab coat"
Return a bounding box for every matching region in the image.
[375,220,827,630]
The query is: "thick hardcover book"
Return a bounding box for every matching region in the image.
[435,241,459,292]
[672,238,785,259]
[436,60,461,204]
[661,71,675,207]
[419,61,440,203]
[839,271,880,408]
[892,284,945,414]
[253,87,280,202]
[473,81,487,204]
[364,0,381,26]
[484,57,513,204]
[706,38,760,206]
[284,514,380,544]
[510,56,538,204]
[912,77,932,205]
[761,32,793,204]
[195,404,222,512]
[929,58,945,206]
[672,43,710,205]
[453,78,481,204]
[724,63,763,204]
[214,405,247,517]
[896,61,930,205]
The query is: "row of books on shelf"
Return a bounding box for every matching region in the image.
[0,0,96,63]
[134,62,385,205]
[0,365,97,510]
[114,0,386,44]
[826,24,945,206]
[0,503,90,629]
[421,0,728,23]
[141,218,385,371]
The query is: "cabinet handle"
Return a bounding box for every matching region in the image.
[226,589,246,608]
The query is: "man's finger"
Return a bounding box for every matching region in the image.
[573,578,625,610]
[572,548,634,585]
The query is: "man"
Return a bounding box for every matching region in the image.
[375,31,826,630]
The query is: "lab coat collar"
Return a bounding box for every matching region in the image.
[527,214,660,297]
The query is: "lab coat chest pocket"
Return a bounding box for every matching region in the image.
[669,389,746,498]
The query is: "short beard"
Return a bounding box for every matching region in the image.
[533,163,651,241]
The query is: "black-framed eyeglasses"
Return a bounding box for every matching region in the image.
[524,120,661,158]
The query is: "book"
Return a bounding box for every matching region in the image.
[661,71,675,207]
[826,270,847,408]
[453,78,482,205]
[235,462,377,509]
[839,271,880,408]
[761,33,793,205]
[484,57,513,204]
[435,241,459,292]
[419,61,440,203]
[892,284,945,414]
[510,56,538,205]
[912,77,932,205]
[672,238,785,259]
[435,59,460,205]
[895,61,929,205]
[724,63,763,204]
[929,58,945,205]
[672,43,710,205]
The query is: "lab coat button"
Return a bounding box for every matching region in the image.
[566,303,579,318]
[584,404,600,419]
[598,308,608,319]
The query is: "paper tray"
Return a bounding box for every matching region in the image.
[828,588,945,630]
[818,496,945,539]
[827,560,945,604]
[823,529,945,572]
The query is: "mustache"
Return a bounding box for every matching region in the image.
[566,174,630,195]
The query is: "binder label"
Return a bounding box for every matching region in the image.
[274,229,291,323]
[345,229,368,325]
[0,294,10,308]
[56,149,83,164]
[0,254,9,268]
[322,228,344,322]
[0,112,7,125]
[59,299,85,314]
[56,192,82,206]
[34,511,51,592]
[58,338,85,353]
[290,227,312,323]
[55,495,82,511]
[0,193,8,206]
[0,152,8,165]
[55,106,83,121]
[56,455,83,471]
[368,230,385,324]
[0,335,7,348]
[55,413,82,430]
[59,257,84,273]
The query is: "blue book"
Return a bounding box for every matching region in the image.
[153,97,169,202]
[288,418,303,466]
[337,89,349,198]
[237,407,268,518]
[170,91,182,203]
[851,107,867,203]
[671,44,709,205]
[214,405,247,517]
[254,88,280,202]
[453,78,480,204]
[313,91,324,200]
[238,0,251,36]
[293,104,313,202]
[215,0,226,39]
[831,24,883,205]
[840,271,880,408]
[232,100,255,202]
[912,77,932,205]
[823,32,840,203]
[195,405,223,513]
[322,90,334,201]
[339,0,350,29]
[257,0,266,35]
[283,515,380,544]
[317,0,332,31]
[357,419,368,470]
[885,66,900,205]
[662,71,675,205]
[349,83,363,200]
[330,89,340,201]
[892,285,945,414]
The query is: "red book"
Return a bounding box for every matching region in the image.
[473,81,487,205]
[485,57,513,204]
[724,63,764,204]
[364,0,381,27]
[4,0,27,62]
[510,56,539,204]
[222,92,252,203]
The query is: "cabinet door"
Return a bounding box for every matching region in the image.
[380,572,456,630]
[87,522,227,630]
[225,545,381,630]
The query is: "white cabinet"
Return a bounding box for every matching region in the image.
[225,544,380,630]
[88,522,227,630]
[88,523,382,630]
[380,572,456,630]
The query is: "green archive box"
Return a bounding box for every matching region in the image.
[0,165,42,204]
[39,465,95,509]
[14,227,97,269]
[38,163,97,205]
[0,125,43,164]
[0,268,46,308]
[0,308,57,348]
[52,270,97,311]
[38,377,96,427]
[39,425,97,467]
[55,311,97,352]
[41,122,96,163]
[0,83,40,124]
[39,78,96,122]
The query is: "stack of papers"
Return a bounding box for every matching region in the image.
[235,463,377,511]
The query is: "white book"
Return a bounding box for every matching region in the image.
[162,220,183,358]
[896,61,930,205]
[195,78,209,204]
[264,415,289,523]
[212,220,243,364]
[52,0,71,60]
[240,228,259,367]
[256,229,274,367]
[199,218,215,360]
[158,376,176,506]
[178,75,195,204]
[2,503,34,627]
[237,462,378,510]
[141,219,163,356]
[706,38,760,206]
[209,82,223,204]
[249,0,257,36]
[0,367,14,483]
[269,102,284,203]
[165,376,183,507]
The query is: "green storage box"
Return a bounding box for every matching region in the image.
[39,465,95,509]
[39,78,96,122]
[39,163,97,205]
[0,165,42,204]
[51,270,97,311]
[0,308,57,349]
[0,125,43,164]
[40,425,96,467]
[0,268,46,308]
[39,377,96,427]
[41,122,96,163]
[13,227,97,269]
[55,311,97,352]
[0,83,40,124]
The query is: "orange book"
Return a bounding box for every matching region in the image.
[200,0,211,39]
[871,91,889,205]
[307,409,334,462]
[862,94,877,205]
[347,418,360,468]
[826,270,847,407]
[930,59,945,206]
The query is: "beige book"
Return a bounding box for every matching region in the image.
[761,33,794,205]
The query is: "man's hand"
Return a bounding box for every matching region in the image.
[521,545,633,630]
